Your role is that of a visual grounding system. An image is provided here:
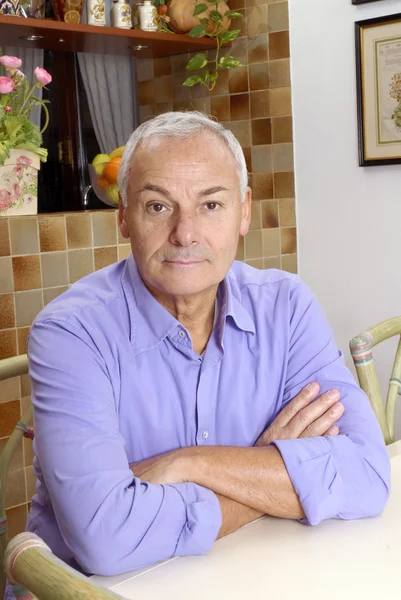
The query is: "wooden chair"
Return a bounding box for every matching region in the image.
[350,316,401,445]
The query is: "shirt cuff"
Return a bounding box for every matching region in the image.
[170,482,222,556]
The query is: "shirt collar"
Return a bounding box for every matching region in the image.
[121,255,255,353]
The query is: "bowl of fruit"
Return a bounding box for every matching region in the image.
[89,146,125,208]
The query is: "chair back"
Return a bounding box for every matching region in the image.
[350,316,401,445]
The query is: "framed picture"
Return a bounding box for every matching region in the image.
[356,13,401,165]
[352,1,384,5]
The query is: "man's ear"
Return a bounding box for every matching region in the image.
[118,195,130,239]
[239,187,252,237]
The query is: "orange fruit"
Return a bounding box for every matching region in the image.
[103,157,121,184]
[97,176,109,189]
[64,9,81,22]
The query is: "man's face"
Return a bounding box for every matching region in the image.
[119,132,251,299]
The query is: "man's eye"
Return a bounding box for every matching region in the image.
[148,203,166,213]
[205,202,220,211]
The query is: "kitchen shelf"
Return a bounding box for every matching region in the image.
[0,14,219,58]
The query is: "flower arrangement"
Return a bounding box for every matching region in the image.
[390,72,401,130]
[0,54,52,167]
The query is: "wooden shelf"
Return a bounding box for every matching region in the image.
[0,15,218,58]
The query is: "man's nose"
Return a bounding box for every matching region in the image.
[169,213,201,247]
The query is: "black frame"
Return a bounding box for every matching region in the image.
[352,0,384,5]
[355,13,401,166]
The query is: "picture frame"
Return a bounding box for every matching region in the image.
[355,13,401,166]
[352,1,384,5]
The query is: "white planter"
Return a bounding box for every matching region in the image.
[0,150,40,216]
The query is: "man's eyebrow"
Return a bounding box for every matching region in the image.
[198,186,229,197]
[137,184,171,197]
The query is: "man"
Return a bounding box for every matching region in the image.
[24,112,390,579]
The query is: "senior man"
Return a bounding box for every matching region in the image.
[21,112,389,581]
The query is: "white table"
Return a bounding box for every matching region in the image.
[93,443,401,600]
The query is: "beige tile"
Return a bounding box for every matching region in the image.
[0,329,17,360]
[246,258,264,269]
[25,465,37,500]
[12,255,41,291]
[272,143,294,172]
[17,327,30,355]
[118,245,132,261]
[251,145,272,173]
[281,253,298,274]
[155,103,174,116]
[251,118,272,145]
[264,255,281,270]
[274,172,295,198]
[281,227,297,254]
[210,96,231,122]
[247,35,268,64]
[249,63,269,91]
[92,212,117,247]
[262,228,280,257]
[0,398,20,437]
[222,120,251,147]
[66,213,92,249]
[14,290,43,328]
[9,218,39,256]
[230,93,250,121]
[243,147,252,172]
[250,90,270,118]
[139,104,155,124]
[0,375,20,404]
[210,69,229,96]
[229,67,249,94]
[155,76,174,103]
[136,58,154,82]
[268,1,289,32]
[246,5,268,36]
[236,236,245,261]
[20,374,30,397]
[5,504,27,538]
[0,256,14,293]
[249,202,261,230]
[5,467,26,508]
[189,97,211,114]
[230,7,246,37]
[138,80,155,105]
[229,37,248,66]
[245,230,262,259]
[43,286,68,305]
[269,31,290,60]
[173,100,193,112]
[170,53,189,74]
[270,87,292,117]
[116,213,127,245]
[38,216,66,252]
[68,249,94,284]
[0,219,10,257]
[41,251,68,289]
[0,293,15,330]
[154,57,171,78]
[261,200,279,228]
[0,437,23,470]
[190,79,209,100]
[94,247,118,271]
[269,58,291,88]
[252,173,273,200]
[172,75,191,102]
[272,116,293,143]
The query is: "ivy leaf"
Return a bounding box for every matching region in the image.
[187,24,207,37]
[193,2,208,16]
[210,10,222,23]
[199,18,209,25]
[186,53,208,71]
[219,29,241,43]
[183,75,204,87]
[224,10,243,19]
[200,69,209,83]
[219,56,242,69]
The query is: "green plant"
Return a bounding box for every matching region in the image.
[183,1,243,91]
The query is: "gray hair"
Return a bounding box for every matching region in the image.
[118,111,248,207]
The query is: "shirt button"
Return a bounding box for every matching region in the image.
[202,430,209,439]
[178,330,186,338]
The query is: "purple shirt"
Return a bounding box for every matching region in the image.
[24,256,390,577]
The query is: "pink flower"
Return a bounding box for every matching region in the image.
[0,76,15,94]
[5,106,12,113]
[34,67,52,86]
[13,166,22,176]
[11,183,21,198]
[25,194,34,204]
[0,56,22,70]
[16,156,32,166]
[0,189,12,211]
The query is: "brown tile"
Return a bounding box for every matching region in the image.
[173,100,193,112]
[249,201,261,230]
[269,58,291,88]
[154,56,171,78]
[229,38,248,66]
[173,75,191,102]
[272,116,293,143]
[189,97,211,114]
[92,212,117,247]
[250,90,270,118]
[138,80,155,105]
[23,432,34,468]
[236,236,244,261]
[262,228,280,257]
[243,147,252,172]
[41,251,68,288]
[9,218,39,256]
[139,104,155,124]
[5,468,26,508]
[246,258,264,269]
[38,216,66,252]
[229,67,249,94]
[274,172,294,198]
[248,35,268,64]
[269,31,290,60]
[281,253,298,274]
[230,8,246,37]
[0,293,15,329]
[155,76,174,103]
[251,118,272,145]
[251,146,272,173]
[12,255,41,292]
[5,504,27,538]
[210,69,229,96]
[264,255,281,270]
[270,87,292,117]
[252,173,273,200]
[43,286,68,305]
[0,256,13,294]
[66,213,92,249]
[0,437,23,470]
[136,58,154,82]
[17,327,30,355]
[229,0,244,8]
[25,465,37,500]
[14,290,43,328]
[0,219,10,257]
[118,245,131,261]
[246,5,268,36]
[68,249,94,284]
[223,120,251,147]
[170,53,189,74]
[190,79,209,100]
[0,375,20,404]
[0,329,17,360]
[281,227,297,254]
[210,96,231,122]
[272,143,294,172]
[245,230,262,259]
[249,63,269,91]
[155,101,174,114]
[268,1,289,32]
[261,200,279,228]
[94,246,118,271]
[230,94,250,121]
[0,399,20,437]
[20,374,30,397]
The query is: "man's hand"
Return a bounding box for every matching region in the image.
[255,382,343,447]
[130,450,185,485]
